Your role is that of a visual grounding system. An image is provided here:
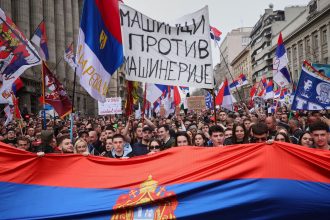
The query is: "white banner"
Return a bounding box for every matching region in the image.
[120,4,214,88]
[98,97,122,115]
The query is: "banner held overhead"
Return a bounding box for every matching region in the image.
[120,4,214,89]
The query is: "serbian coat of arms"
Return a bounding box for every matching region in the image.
[111,175,178,220]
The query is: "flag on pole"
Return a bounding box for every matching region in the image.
[31,21,49,60]
[229,74,248,90]
[273,32,291,87]
[42,62,72,118]
[146,84,165,104]
[215,79,235,107]
[11,77,23,95]
[64,43,77,70]
[4,104,13,126]
[205,91,213,109]
[76,0,124,102]
[210,26,222,42]
[0,8,41,95]
[264,80,274,100]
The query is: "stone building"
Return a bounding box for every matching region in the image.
[250,4,306,83]
[230,46,252,100]
[270,0,330,83]
[214,27,252,86]
[0,0,131,116]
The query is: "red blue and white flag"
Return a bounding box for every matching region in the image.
[210,25,222,43]
[76,0,124,102]
[264,79,274,100]
[0,8,41,95]
[215,79,236,108]
[229,73,248,90]
[273,32,291,87]
[64,42,77,70]
[0,143,329,219]
[31,21,49,60]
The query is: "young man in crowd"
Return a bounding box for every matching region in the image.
[16,136,30,151]
[111,134,134,158]
[208,125,225,147]
[158,125,175,150]
[250,123,268,143]
[132,126,153,156]
[309,121,329,150]
[57,135,74,154]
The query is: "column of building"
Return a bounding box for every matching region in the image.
[54,0,65,84]
[43,0,56,64]
[327,20,330,63]
[71,0,83,114]
[0,0,12,18]
[29,0,44,113]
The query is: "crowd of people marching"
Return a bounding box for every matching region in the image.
[1,103,329,158]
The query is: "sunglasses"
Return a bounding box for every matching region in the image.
[251,137,267,142]
[149,145,160,150]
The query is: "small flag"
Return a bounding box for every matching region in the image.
[11,77,23,95]
[273,32,291,86]
[4,104,13,126]
[229,74,248,90]
[205,91,213,109]
[64,43,77,70]
[146,84,165,104]
[31,21,49,60]
[42,62,72,118]
[210,26,222,42]
[264,80,274,100]
[215,79,236,107]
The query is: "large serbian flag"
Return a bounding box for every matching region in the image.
[76,0,124,102]
[0,142,329,219]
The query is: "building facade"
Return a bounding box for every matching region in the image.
[214,27,252,86]
[0,0,131,116]
[230,46,252,100]
[250,5,306,83]
[270,0,330,83]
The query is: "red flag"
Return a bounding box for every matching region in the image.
[42,62,72,118]
[125,81,134,117]
[173,86,181,106]
[12,96,21,119]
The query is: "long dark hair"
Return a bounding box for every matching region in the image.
[232,123,249,144]
[175,131,192,146]
[274,132,290,143]
[193,133,207,146]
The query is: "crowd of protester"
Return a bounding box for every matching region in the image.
[1,103,329,159]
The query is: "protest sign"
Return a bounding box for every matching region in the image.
[291,61,330,110]
[98,97,122,115]
[120,4,214,89]
[187,96,206,110]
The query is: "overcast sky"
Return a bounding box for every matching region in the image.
[124,0,310,63]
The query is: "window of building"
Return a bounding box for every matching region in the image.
[313,33,318,49]
[242,36,251,46]
[321,28,327,44]
[298,41,303,59]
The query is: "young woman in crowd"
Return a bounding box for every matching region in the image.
[74,139,89,155]
[274,132,291,143]
[224,123,249,145]
[193,133,208,147]
[175,131,192,147]
[298,132,314,148]
[148,139,162,154]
